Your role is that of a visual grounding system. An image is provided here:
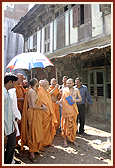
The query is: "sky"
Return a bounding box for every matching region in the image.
[4,4,35,11]
[28,4,35,10]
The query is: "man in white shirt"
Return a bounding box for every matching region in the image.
[8,88,21,137]
[4,73,18,164]
[8,87,21,164]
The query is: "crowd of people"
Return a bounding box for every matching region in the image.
[4,72,92,164]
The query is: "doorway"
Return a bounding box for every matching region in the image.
[89,69,106,119]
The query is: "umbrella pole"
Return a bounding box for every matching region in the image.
[31,69,32,79]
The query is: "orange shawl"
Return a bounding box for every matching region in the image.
[15,85,25,113]
[21,89,43,152]
[37,87,57,146]
[61,87,79,142]
[48,85,60,130]
[62,87,79,118]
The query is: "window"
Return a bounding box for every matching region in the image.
[73,4,91,28]
[90,72,94,84]
[90,87,94,96]
[71,4,76,8]
[73,5,79,28]
[33,34,37,47]
[97,87,104,96]
[55,12,59,18]
[64,5,68,12]
[57,15,65,49]
[97,72,103,84]
[80,5,84,25]
[44,25,50,53]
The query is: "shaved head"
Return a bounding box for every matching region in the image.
[41,80,49,90]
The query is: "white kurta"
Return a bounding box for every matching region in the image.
[8,88,21,137]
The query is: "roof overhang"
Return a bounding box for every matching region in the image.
[11,4,46,34]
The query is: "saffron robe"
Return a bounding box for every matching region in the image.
[21,89,43,152]
[15,85,25,114]
[38,87,57,146]
[48,85,60,130]
[15,84,25,140]
[61,87,79,142]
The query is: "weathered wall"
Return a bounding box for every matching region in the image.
[4,17,24,74]
[4,4,28,75]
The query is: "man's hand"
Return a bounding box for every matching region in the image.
[17,119,21,123]
[55,84,59,88]
[56,101,59,105]
[42,103,48,112]
[71,98,75,102]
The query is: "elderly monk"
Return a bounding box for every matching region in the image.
[38,79,57,147]
[21,78,47,163]
[22,79,28,93]
[38,80,44,87]
[15,73,25,113]
[56,78,82,147]
[15,73,25,147]
[48,78,61,130]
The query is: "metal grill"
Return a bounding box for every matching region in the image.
[90,87,94,96]
[97,87,103,96]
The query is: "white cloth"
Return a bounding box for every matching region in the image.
[8,88,21,137]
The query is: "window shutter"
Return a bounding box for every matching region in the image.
[61,15,65,47]
[48,26,50,39]
[57,16,65,49]
[73,5,79,27]
[45,27,47,40]
[84,4,91,23]
[57,17,61,48]
[33,34,37,47]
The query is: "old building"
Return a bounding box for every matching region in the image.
[4,4,29,74]
[11,3,112,120]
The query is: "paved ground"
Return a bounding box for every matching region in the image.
[14,114,112,165]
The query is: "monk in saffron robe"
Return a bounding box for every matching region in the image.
[21,78,47,163]
[15,73,25,114]
[48,78,61,130]
[15,73,25,146]
[22,79,28,94]
[56,78,82,147]
[38,80,57,146]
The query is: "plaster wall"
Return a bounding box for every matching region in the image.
[4,17,23,73]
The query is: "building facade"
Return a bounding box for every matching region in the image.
[4,4,29,74]
[11,4,112,120]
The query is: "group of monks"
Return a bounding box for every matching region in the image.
[14,73,82,163]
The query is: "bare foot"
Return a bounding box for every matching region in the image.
[64,141,68,147]
[73,142,78,146]
[47,144,54,147]
[29,153,38,163]
[39,146,45,152]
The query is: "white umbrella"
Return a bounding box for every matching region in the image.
[6,52,54,78]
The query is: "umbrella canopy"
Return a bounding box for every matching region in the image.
[6,52,54,70]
